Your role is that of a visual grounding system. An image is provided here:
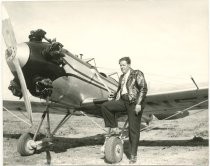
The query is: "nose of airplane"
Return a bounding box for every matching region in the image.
[5,43,30,72]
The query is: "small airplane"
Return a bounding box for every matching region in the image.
[2,6,208,164]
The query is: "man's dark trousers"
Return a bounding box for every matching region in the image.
[101,96,143,156]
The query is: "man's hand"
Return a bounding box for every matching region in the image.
[108,91,115,101]
[134,105,142,115]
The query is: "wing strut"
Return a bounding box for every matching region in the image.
[140,99,208,132]
[91,67,112,94]
[3,107,31,126]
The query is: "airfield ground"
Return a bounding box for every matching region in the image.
[3,108,209,165]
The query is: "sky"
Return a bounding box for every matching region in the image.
[1,0,208,100]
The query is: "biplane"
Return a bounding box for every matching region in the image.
[2,6,208,164]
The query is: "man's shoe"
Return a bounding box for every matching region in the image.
[129,155,137,164]
[111,128,121,135]
[104,128,120,137]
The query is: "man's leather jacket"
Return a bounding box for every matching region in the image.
[115,68,148,106]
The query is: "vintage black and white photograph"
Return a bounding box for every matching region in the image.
[1,0,208,165]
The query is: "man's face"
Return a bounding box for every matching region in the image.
[119,60,130,74]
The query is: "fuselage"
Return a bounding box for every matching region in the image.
[7,41,118,109]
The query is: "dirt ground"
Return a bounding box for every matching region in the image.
[3,108,209,165]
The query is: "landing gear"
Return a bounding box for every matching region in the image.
[104,136,124,163]
[103,119,129,163]
[17,96,74,156]
[17,133,36,156]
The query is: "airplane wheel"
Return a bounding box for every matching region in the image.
[17,133,36,156]
[104,136,123,163]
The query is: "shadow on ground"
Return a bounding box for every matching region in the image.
[3,132,208,165]
[4,133,208,154]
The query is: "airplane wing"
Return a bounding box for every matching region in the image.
[80,87,208,119]
[143,87,208,119]
[3,100,80,115]
[3,87,208,121]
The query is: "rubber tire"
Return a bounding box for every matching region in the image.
[17,133,35,156]
[104,136,123,163]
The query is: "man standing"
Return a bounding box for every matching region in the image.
[101,57,147,164]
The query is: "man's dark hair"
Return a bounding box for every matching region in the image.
[119,57,131,64]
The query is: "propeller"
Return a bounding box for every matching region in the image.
[2,6,33,125]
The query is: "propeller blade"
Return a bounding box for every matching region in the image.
[2,5,17,47]
[13,57,33,124]
[2,5,33,125]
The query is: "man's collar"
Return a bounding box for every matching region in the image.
[129,68,133,73]
[126,69,131,75]
[121,68,133,77]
